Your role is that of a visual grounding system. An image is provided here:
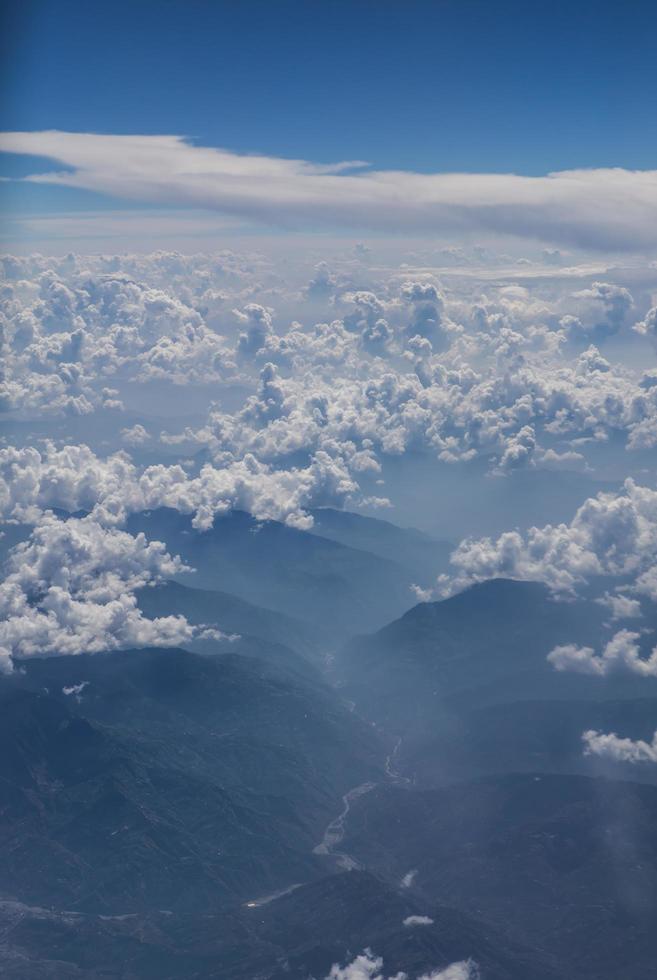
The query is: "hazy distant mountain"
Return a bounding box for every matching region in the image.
[338,578,657,731]
[127,508,418,637]
[309,506,453,586]
[137,579,319,660]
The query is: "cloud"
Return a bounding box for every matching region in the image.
[418,965,479,980]
[0,441,360,531]
[583,728,657,764]
[595,591,643,621]
[323,950,478,980]
[2,131,657,249]
[446,480,657,595]
[548,629,657,677]
[634,306,657,344]
[0,513,202,672]
[121,424,151,446]
[403,915,434,926]
[3,252,656,496]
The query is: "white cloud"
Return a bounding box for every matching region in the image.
[121,424,151,446]
[583,728,657,764]
[634,306,657,343]
[548,629,657,677]
[595,591,643,621]
[2,131,657,250]
[323,950,478,980]
[418,964,479,980]
[403,915,434,927]
[446,480,657,595]
[0,441,361,531]
[400,870,418,888]
[0,514,203,672]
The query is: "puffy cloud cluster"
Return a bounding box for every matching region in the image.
[0,442,358,530]
[0,514,201,672]
[583,728,657,764]
[0,260,241,415]
[447,479,657,597]
[2,249,657,493]
[324,950,478,980]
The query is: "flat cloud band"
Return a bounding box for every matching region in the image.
[2,131,657,249]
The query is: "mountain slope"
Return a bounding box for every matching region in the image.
[404,695,657,787]
[308,507,452,586]
[126,508,418,637]
[341,773,657,980]
[0,872,561,980]
[338,578,657,730]
[0,648,382,913]
[136,579,319,659]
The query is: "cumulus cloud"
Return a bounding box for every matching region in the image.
[595,591,643,621]
[633,306,657,344]
[323,950,478,980]
[446,480,657,595]
[0,441,359,531]
[2,132,657,249]
[0,514,204,672]
[403,915,434,926]
[3,250,657,498]
[548,629,657,677]
[121,424,151,446]
[583,728,657,764]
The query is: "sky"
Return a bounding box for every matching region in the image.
[1,0,657,764]
[1,0,657,251]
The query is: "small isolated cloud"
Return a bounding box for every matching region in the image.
[583,728,657,764]
[323,951,478,980]
[403,915,434,927]
[62,680,89,699]
[595,591,642,621]
[121,424,151,446]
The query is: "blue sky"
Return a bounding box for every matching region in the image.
[1,0,656,248]
[4,0,657,172]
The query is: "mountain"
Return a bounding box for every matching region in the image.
[341,773,657,980]
[136,579,319,660]
[308,507,453,587]
[338,578,657,732]
[404,696,657,787]
[0,647,382,914]
[0,871,562,980]
[127,508,419,637]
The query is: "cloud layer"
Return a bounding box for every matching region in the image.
[2,131,657,249]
